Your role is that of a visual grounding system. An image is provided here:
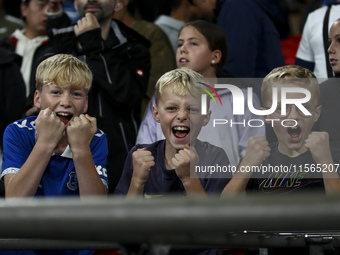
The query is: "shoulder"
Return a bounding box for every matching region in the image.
[8,117,37,131]
[3,117,37,143]
[307,5,328,19]
[134,140,165,154]
[113,19,151,48]
[195,140,228,159]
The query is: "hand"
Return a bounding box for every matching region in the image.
[65,114,97,151]
[241,137,271,167]
[35,108,65,149]
[131,148,155,186]
[305,131,332,164]
[172,145,199,182]
[74,13,100,37]
[25,106,39,117]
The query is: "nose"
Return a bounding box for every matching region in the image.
[60,93,72,107]
[179,43,188,54]
[328,41,334,55]
[287,105,300,119]
[176,108,188,121]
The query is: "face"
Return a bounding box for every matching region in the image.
[34,83,88,125]
[74,0,122,23]
[21,0,49,36]
[177,26,217,78]
[153,85,210,152]
[263,84,321,156]
[328,20,340,74]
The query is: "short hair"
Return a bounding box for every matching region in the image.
[179,20,228,77]
[155,68,208,105]
[36,54,93,93]
[261,65,320,105]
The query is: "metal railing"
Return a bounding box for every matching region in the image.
[0,194,339,254]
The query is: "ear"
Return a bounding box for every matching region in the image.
[20,3,28,17]
[33,90,42,109]
[260,106,271,123]
[73,0,78,11]
[153,105,160,123]
[211,50,222,65]
[313,105,322,122]
[202,110,211,126]
[114,0,124,12]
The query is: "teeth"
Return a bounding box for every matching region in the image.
[173,127,189,131]
[57,112,70,117]
[180,59,187,62]
[290,126,298,129]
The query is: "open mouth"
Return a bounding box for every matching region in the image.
[172,126,190,139]
[56,112,73,125]
[179,58,189,63]
[287,126,302,142]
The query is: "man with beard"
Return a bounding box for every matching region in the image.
[37,0,151,194]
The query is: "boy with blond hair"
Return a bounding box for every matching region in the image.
[1,54,108,198]
[223,65,340,196]
[115,68,231,198]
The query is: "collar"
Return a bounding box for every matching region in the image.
[34,130,73,159]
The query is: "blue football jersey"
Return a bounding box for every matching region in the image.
[1,116,109,196]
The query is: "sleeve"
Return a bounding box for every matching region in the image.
[235,89,266,158]
[136,94,159,144]
[114,145,138,196]
[76,28,151,110]
[91,129,110,190]
[295,13,315,63]
[1,122,32,179]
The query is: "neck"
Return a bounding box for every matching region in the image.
[115,10,136,28]
[164,141,179,170]
[100,19,113,40]
[171,6,190,22]
[53,136,68,154]
[24,29,46,40]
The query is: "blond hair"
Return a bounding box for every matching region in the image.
[261,65,320,105]
[36,54,93,93]
[155,68,209,105]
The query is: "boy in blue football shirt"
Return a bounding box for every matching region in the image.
[115,68,231,198]
[1,54,108,198]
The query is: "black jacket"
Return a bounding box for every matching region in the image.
[0,48,26,149]
[0,48,26,197]
[38,19,151,193]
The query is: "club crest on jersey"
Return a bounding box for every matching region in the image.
[67,171,78,191]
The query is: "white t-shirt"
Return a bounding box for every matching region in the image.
[296,5,340,79]
[12,29,48,97]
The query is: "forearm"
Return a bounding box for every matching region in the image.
[126,179,145,198]
[320,159,340,195]
[221,164,253,197]
[72,148,107,196]
[5,143,53,198]
[181,178,207,196]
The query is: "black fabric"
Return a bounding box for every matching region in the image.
[0,48,26,197]
[323,5,333,78]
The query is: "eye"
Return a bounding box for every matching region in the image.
[51,90,61,95]
[72,91,84,98]
[189,107,199,113]
[166,106,177,111]
[177,43,183,48]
